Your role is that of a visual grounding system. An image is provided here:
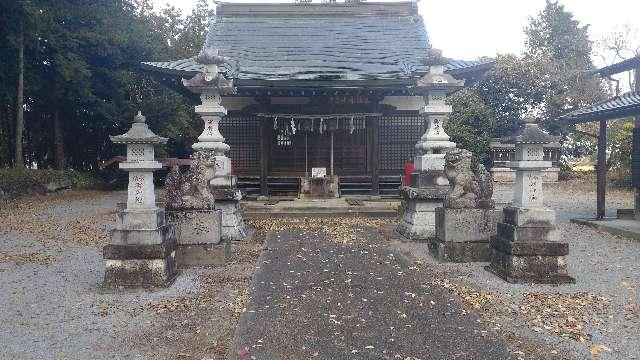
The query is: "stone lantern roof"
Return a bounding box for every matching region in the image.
[110,111,168,145]
[414,49,465,93]
[501,117,558,145]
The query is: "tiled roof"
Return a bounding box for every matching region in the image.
[559,91,640,124]
[141,2,494,82]
[141,58,494,80]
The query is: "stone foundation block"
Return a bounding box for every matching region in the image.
[490,236,568,256]
[486,249,574,284]
[176,243,229,267]
[397,201,441,240]
[111,223,175,245]
[497,222,558,242]
[429,239,491,262]
[503,207,555,227]
[215,200,249,241]
[103,231,178,289]
[435,208,501,243]
[166,209,222,245]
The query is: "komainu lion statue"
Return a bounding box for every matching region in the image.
[165,151,216,210]
[443,148,494,209]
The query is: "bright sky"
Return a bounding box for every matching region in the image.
[153,0,639,68]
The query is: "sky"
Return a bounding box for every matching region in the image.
[152,0,639,68]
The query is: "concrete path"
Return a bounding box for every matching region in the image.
[229,228,515,360]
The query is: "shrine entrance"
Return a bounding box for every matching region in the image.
[269,119,369,177]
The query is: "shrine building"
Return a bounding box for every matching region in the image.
[142,1,492,198]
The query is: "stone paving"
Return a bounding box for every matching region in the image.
[229,228,516,359]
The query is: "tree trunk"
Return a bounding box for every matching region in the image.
[53,109,65,169]
[14,19,24,168]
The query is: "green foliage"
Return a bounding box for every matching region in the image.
[524,0,606,133]
[0,0,215,169]
[445,89,494,166]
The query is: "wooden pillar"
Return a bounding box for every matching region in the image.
[370,118,380,196]
[260,119,269,197]
[597,118,607,219]
[634,68,640,220]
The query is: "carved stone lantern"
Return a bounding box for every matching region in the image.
[486,117,574,284]
[103,111,178,288]
[179,48,249,242]
[397,48,464,241]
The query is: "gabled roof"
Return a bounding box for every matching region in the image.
[141,1,495,87]
[559,91,640,124]
[146,1,429,81]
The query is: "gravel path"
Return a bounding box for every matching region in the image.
[0,191,261,360]
[394,182,639,360]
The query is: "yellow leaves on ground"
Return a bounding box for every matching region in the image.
[247,217,393,244]
[432,278,494,310]
[0,250,55,265]
[589,344,611,357]
[0,191,111,248]
[519,292,610,342]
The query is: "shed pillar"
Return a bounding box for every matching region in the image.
[634,68,640,220]
[597,118,607,219]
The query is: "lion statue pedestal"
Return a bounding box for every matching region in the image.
[430,149,501,262]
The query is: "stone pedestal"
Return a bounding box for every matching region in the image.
[430,208,501,262]
[486,207,573,284]
[486,117,574,284]
[103,112,178,288]
[104,208,177,288]
[301,175,339,198]
[214,188,249,241]
[166,209,229,267]
[397,186,448,240]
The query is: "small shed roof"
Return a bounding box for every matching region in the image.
[595,55,640,77]
[559,91,640,124]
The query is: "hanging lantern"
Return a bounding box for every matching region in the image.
[349,116,355,134]
[273,116,278,130]
[291,118,297,135]
[319,118,324,135]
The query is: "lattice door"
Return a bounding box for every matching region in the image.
[219,116,260,175]
[378,115,427,173]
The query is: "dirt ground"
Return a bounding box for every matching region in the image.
[0,191,264,360]
[0,181,637,359]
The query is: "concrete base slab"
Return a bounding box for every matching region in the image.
[429,239,490,262]
[571,218,640,241]
[396,221,433,241]
[103,255,178,288]
[484,263,575,285]
[176,243,229,267]
[486,249,574,285]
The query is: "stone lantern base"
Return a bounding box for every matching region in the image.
[214,189,250,241]
[103,208,178,288]
[397,186,448,241]
[485,207,575,284]
[430,207,501,262]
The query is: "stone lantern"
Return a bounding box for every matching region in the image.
[397,49,464,240]
[103,111,178,288]
[174,48,249,242]
[486,117,574,284]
